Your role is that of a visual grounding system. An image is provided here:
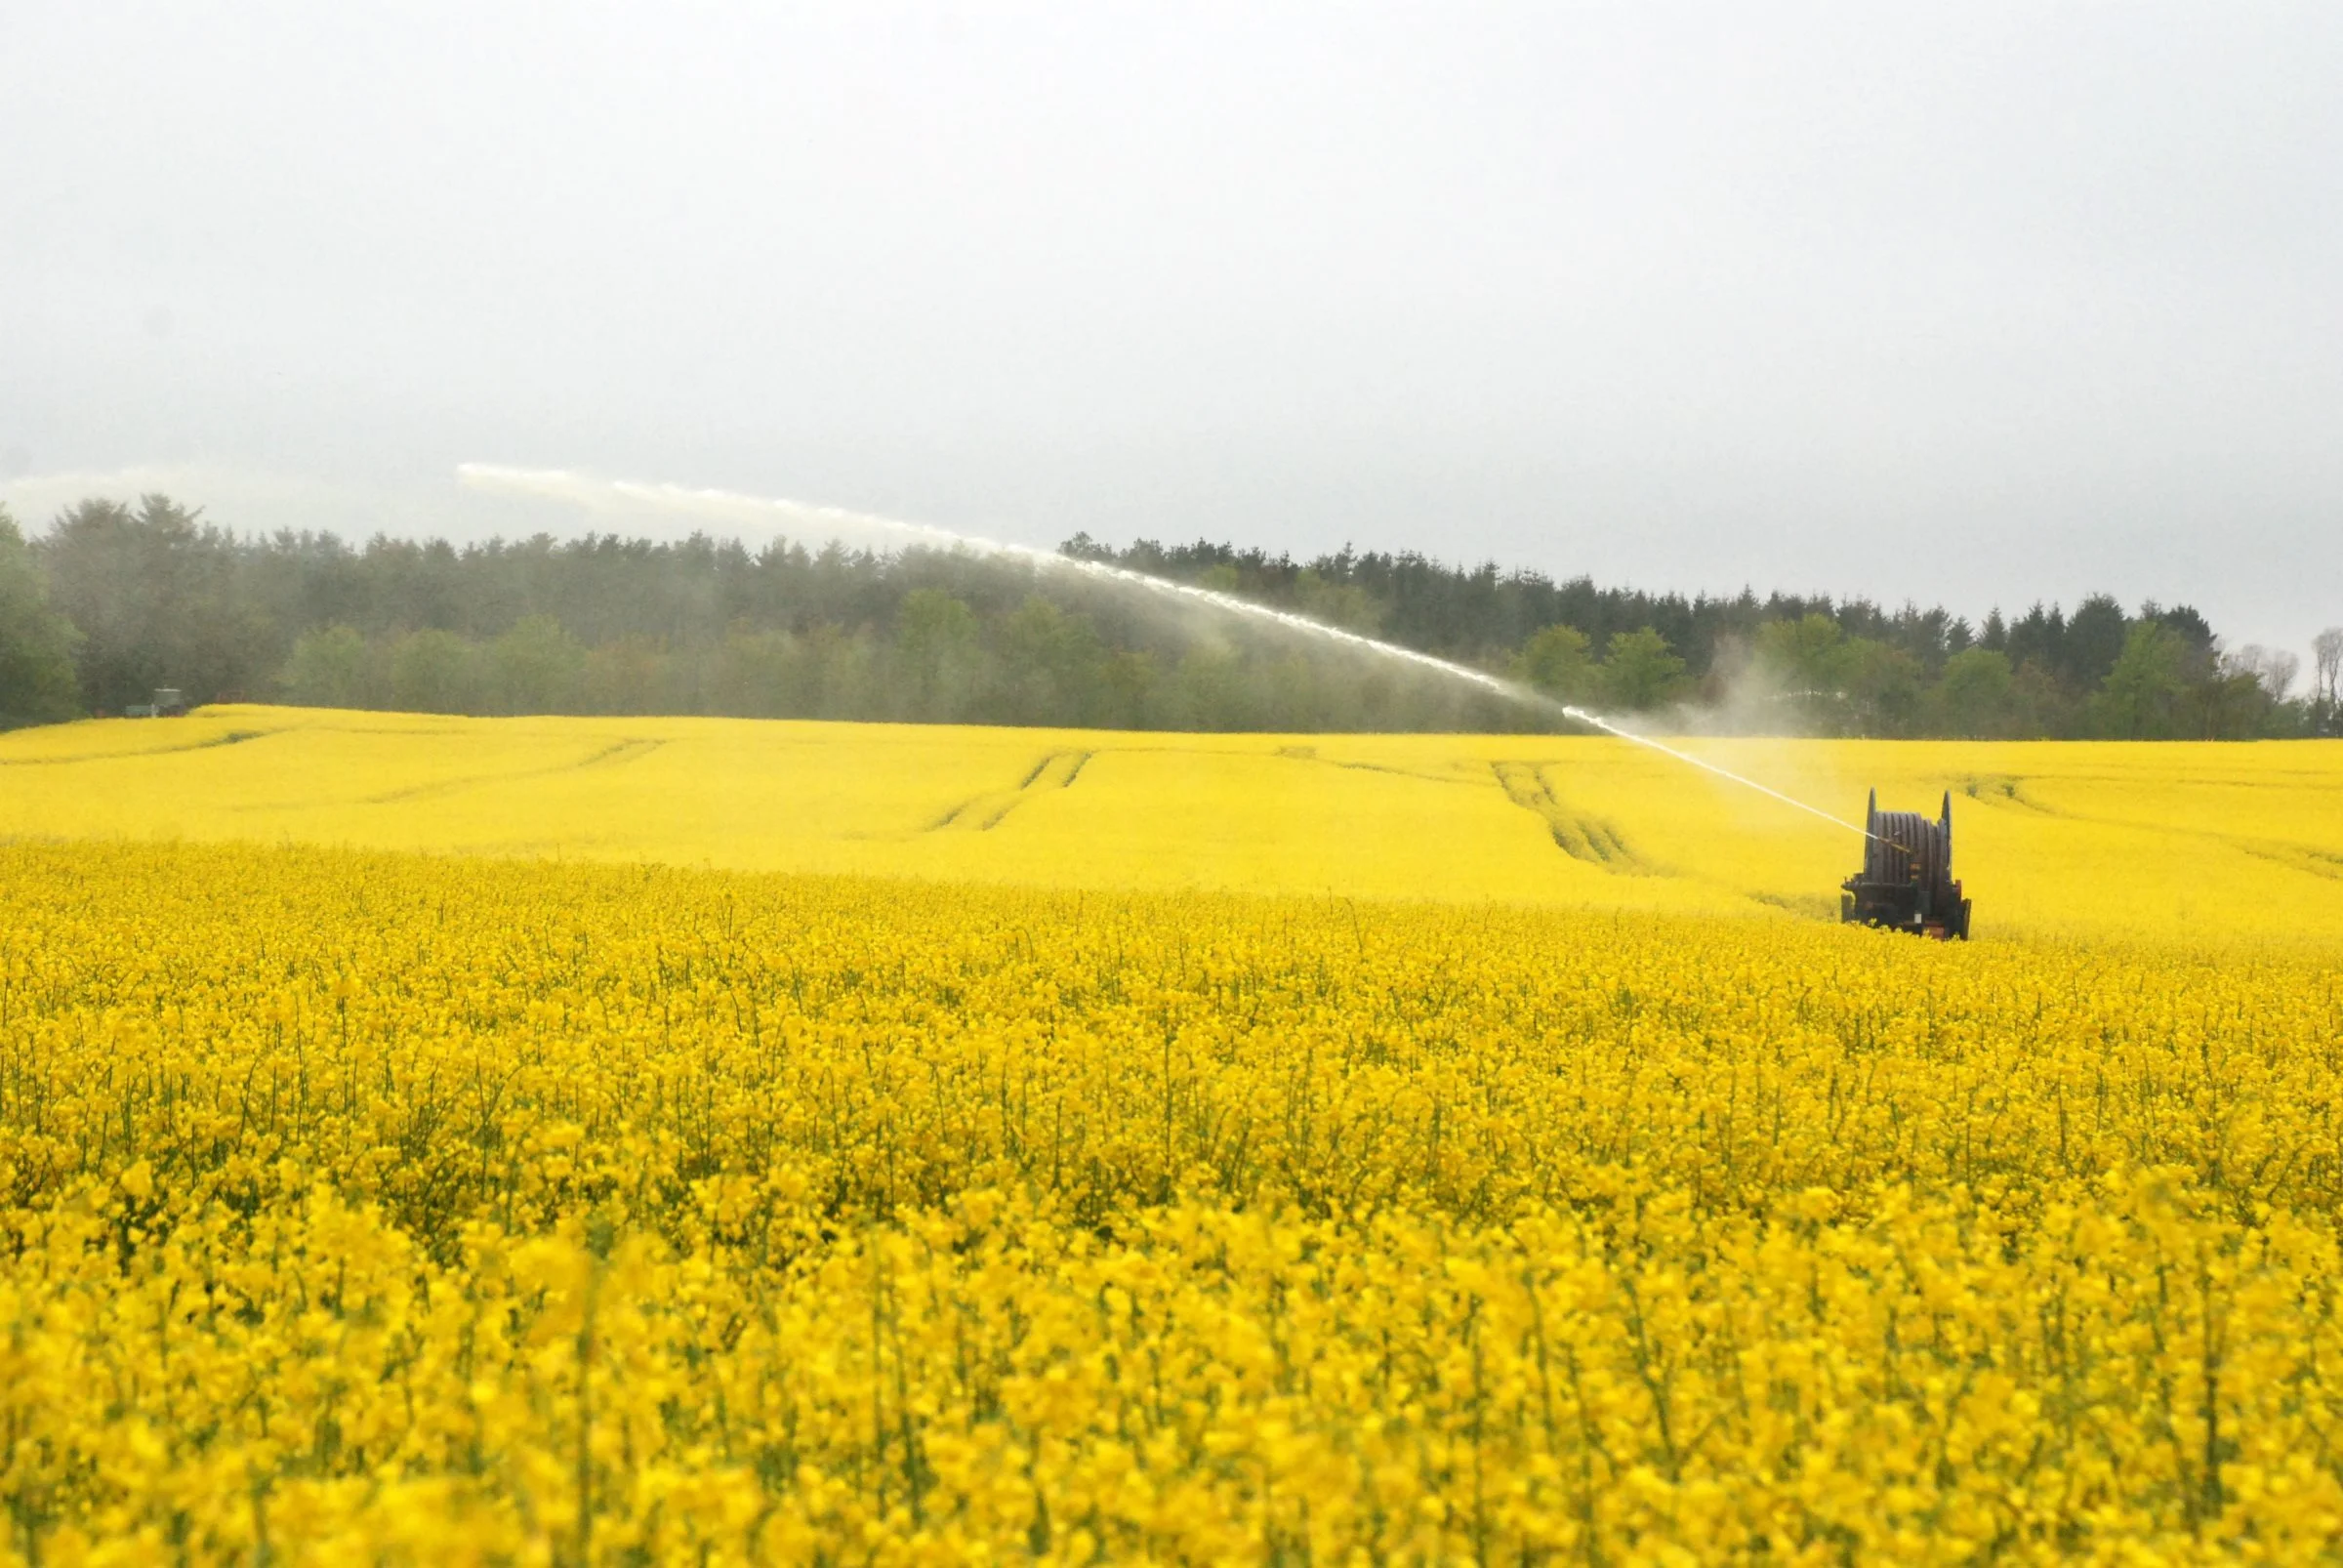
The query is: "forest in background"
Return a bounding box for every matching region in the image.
[2,494,2336,738]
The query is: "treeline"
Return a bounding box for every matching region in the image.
[1,493,2336,738]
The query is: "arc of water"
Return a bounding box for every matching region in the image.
[457,464,1870,838]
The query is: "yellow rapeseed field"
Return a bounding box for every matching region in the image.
[5,705,2341,940]
[1,709,2341,1561]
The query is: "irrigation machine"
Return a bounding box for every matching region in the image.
[1840,789,1973,940]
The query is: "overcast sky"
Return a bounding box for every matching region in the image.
[4,4,2338,657]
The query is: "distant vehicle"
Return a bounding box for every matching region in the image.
[126,688,188,719]
[1841,790,1972,940]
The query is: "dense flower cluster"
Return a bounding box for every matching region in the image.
[1,839,2339,1561]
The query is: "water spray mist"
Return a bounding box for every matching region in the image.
[458,464,1870,838]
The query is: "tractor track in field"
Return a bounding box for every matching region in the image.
[1490,762,1656,874]
[359,738,667,805]
[0,726,287,765]
[929,749,1093,832]
[1270,744,1476,788]
[1963,775,2343,884]
[1962,775,2060,814]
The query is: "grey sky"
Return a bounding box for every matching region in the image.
[4,4,2338,661]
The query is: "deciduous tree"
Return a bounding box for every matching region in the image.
[0,507,82,727]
